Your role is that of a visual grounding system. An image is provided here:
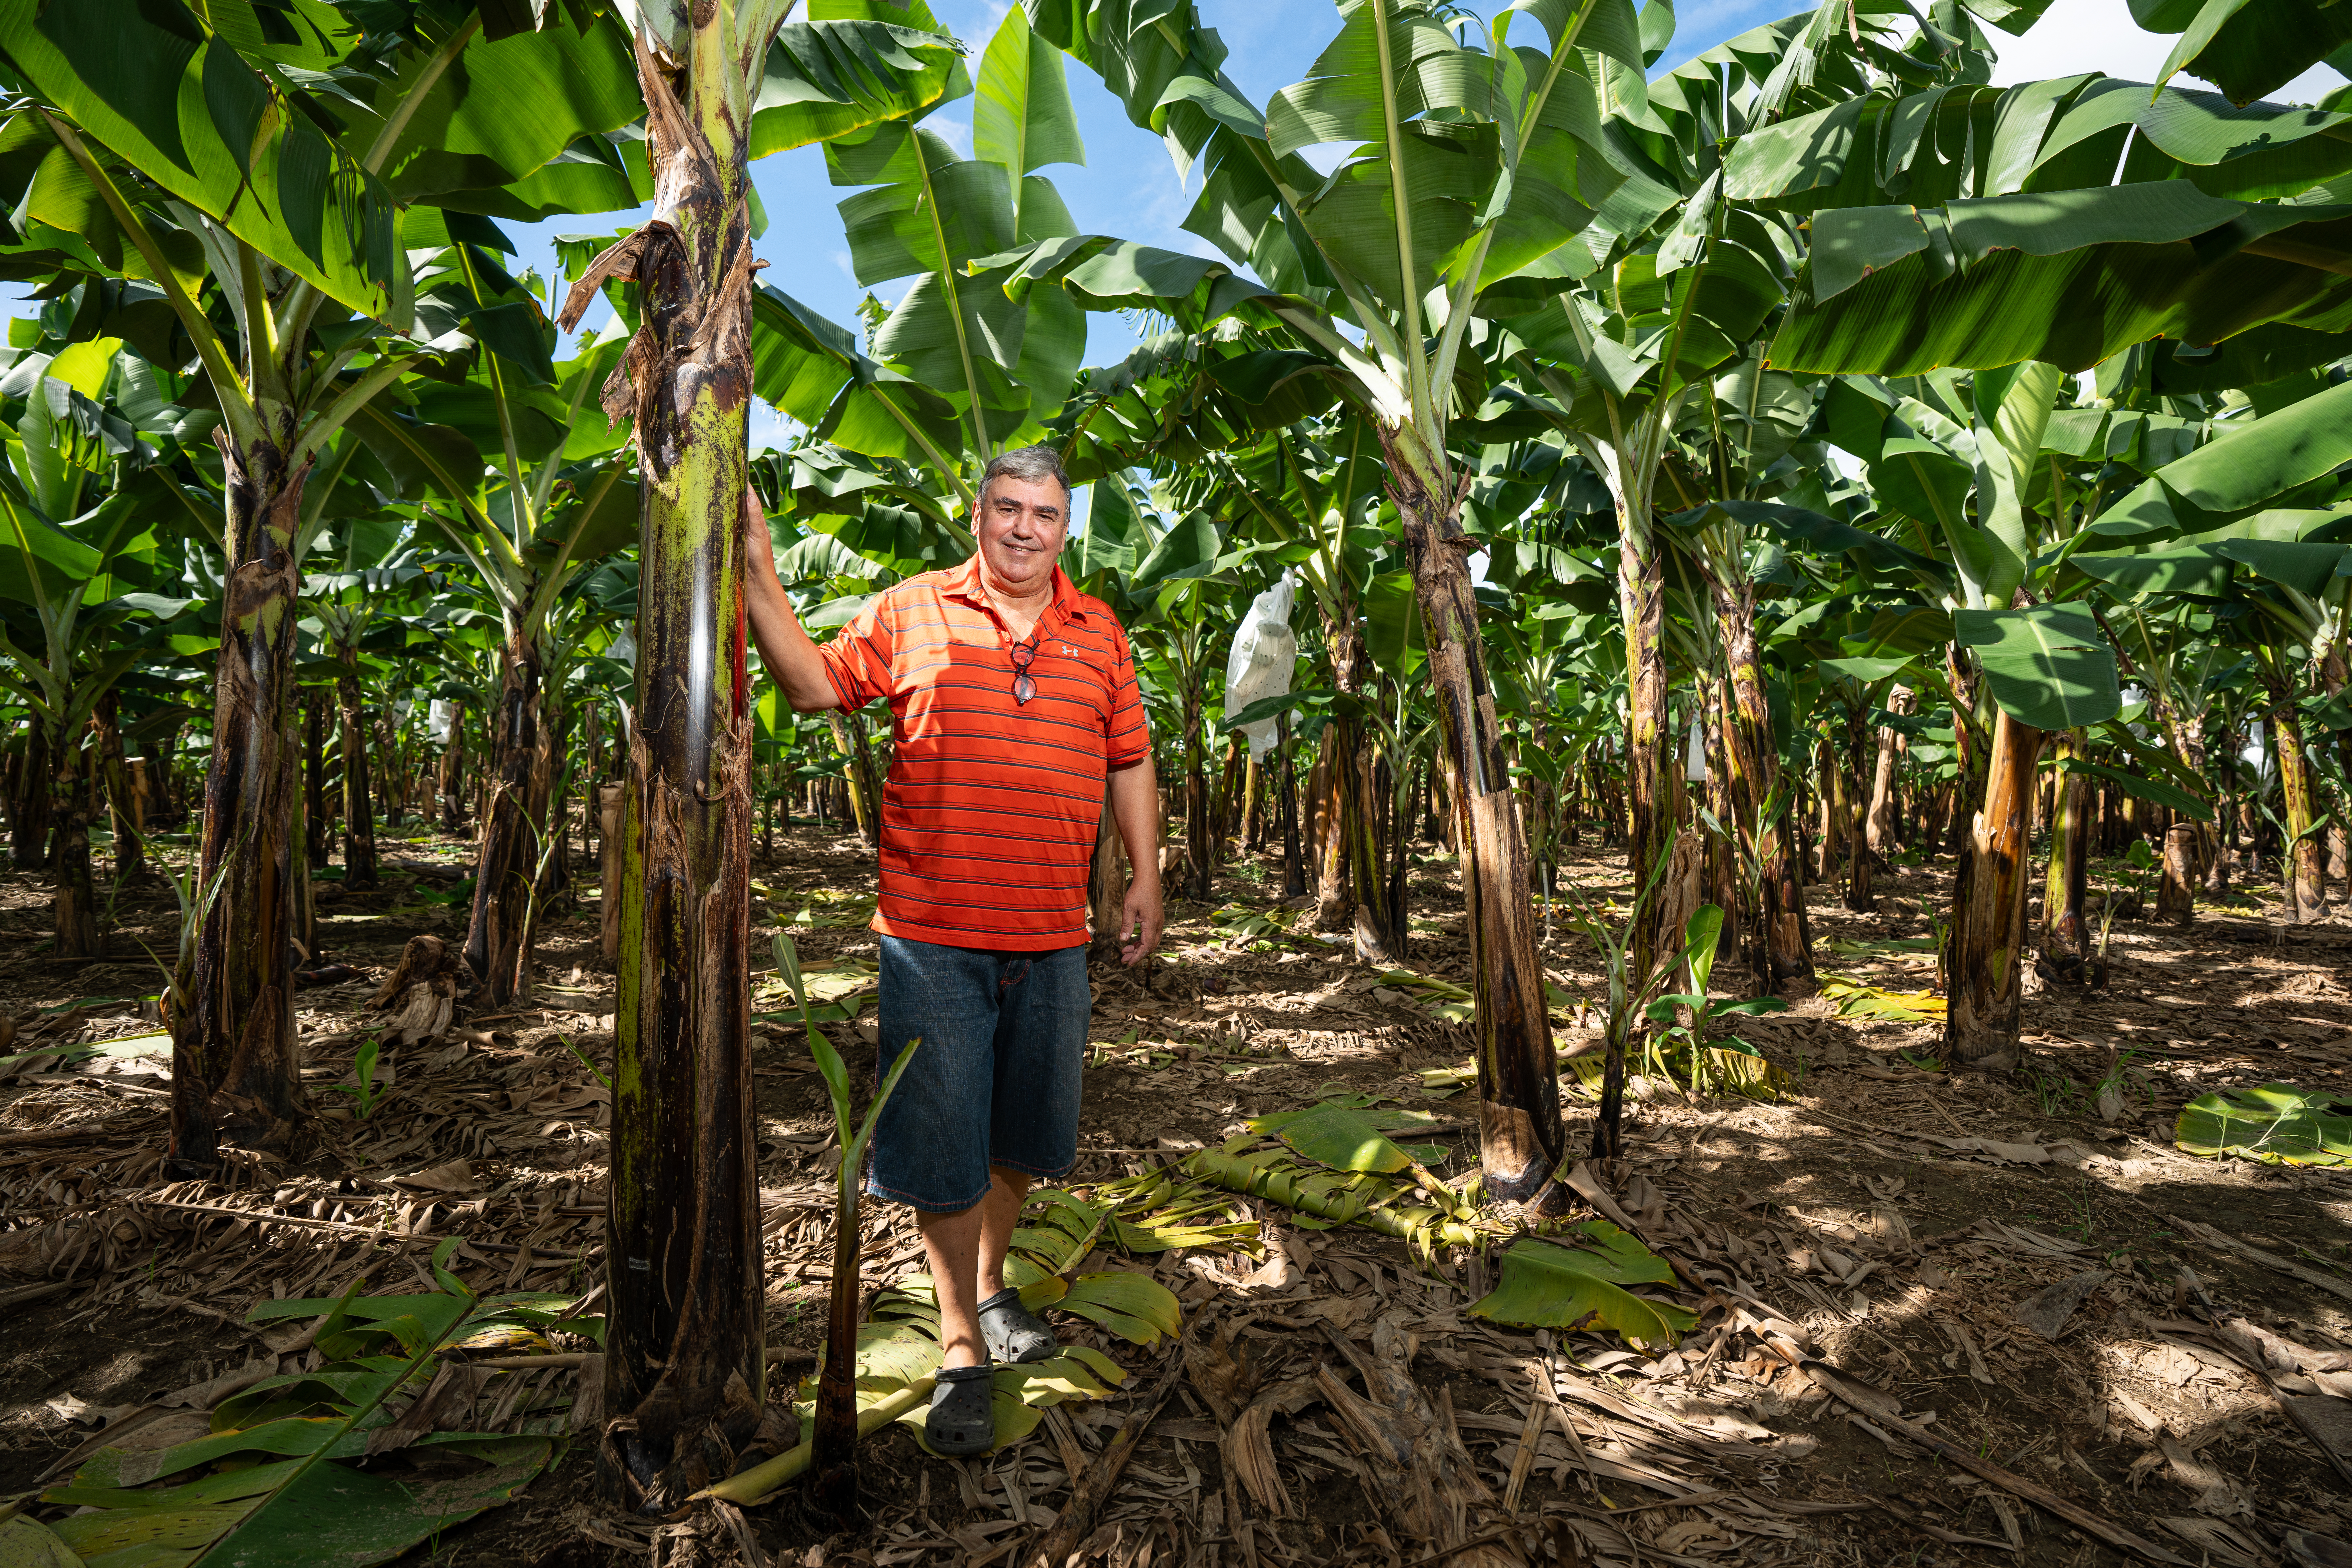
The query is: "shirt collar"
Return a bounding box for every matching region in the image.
[945,553,1091,625]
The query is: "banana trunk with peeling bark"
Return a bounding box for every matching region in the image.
[1392,446,1558,1201]
[1945,709,2043,1071]
[337,667,378,891]
[171,434,309,1175]
[564,21,768,1514]
[2273,692,2328,923]
[2042,730,2088,966]
[11,713,52,870]
[463,627,544,1004]
[1714,577,1808,986]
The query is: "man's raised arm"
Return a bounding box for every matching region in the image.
[744,493,842,713]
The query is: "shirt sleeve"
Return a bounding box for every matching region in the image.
[1104,620,1150,769]
[816,590,895,709]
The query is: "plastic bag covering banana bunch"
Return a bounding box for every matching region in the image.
[1224,572,1298,760]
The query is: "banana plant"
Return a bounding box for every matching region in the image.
[0,0,646,1172]
[0,337,225,950]
[357,285,640,1005]
[1643,903,1788,1096]
[303,516,441,894]
[549,0,965,1513]
[773,931,919,1522]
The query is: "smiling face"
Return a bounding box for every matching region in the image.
[973,472,1070,600]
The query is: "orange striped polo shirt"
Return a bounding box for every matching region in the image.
[817,556,1150,950]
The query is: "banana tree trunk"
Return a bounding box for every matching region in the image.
[173,435,307,1173]
[94,692,146,888]
[1278,712,1306,897]
[2157,822,2198,923]
[1327,614,1400,962]
[1241,753,1263,851]
[1225,742,1247,849]
[1865,693,1904,856]
[599,781,624,964]
[337,666,378,891]
[463,625,543,1006]
[1313,725,1352,924]
[1714,578,1809,986]
[537,697,573,908]
[1621,508,1669,987]
[2042,729,2088,966]
[827,709,881,849]
[599,24,765,1512]
[2273,692,2327,922]
[1393,447,1559,1202]
[1945,708,2044,1072]
[12,713,53,870]
[305,694,331,870]
[145,715,182,825]
[437,718,466,834]
[52,748,98,958]
[1843,720,1873,913]
[1177,678,1210,901]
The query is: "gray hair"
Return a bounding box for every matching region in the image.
[977,445,1073,513]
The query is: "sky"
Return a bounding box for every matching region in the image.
[493,0,2346,451]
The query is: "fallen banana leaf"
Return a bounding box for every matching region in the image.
[19,1254,571,1568]
[1182,1146,1489,1257]
[1252,1100,1416,1174]
[1468,1231,1699,1349]
[0,1515,85,1567]
[781,891,879,928]
[2176,1083,2352,1167]
[1818,974,1948,1020]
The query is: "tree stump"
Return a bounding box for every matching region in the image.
[365,935,462,1045]
[2157,822,2199,924]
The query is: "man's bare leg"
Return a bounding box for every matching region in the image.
[917,1166,1032,1369]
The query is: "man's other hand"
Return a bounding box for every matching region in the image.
[1120,878,1164,966]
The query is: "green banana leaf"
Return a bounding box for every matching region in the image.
[2176,1083,2352,1166]
[2143,0,2352,105]
[1468,1229,1698,1348]
[1772,185,2352,376]
[1952,604,2121,731]
[2156,379,2352,516]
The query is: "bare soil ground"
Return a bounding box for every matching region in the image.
[1,820,2347,1568]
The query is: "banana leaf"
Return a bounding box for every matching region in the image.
[2176,1083,2352,1166]
[1467,1230,1698,1348]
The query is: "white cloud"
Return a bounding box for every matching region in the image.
[1986,0,2344,101]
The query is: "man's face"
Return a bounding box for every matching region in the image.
[973,473,1069,595]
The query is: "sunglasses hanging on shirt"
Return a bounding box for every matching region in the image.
[1009,634,1038,705]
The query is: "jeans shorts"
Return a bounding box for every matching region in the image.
[866,934,1091,1213]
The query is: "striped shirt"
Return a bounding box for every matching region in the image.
[818,555,1150,950]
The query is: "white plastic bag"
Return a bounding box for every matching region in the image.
[428,698,457,743]
[1223,572,1298,759]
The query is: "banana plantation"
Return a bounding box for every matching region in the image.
[0,0,2349,1561]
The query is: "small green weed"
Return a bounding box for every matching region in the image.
[333,1038,387,1119]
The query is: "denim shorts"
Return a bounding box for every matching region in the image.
[866,935,1091,1213]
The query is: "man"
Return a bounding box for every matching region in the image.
[746,445,1164,1455]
